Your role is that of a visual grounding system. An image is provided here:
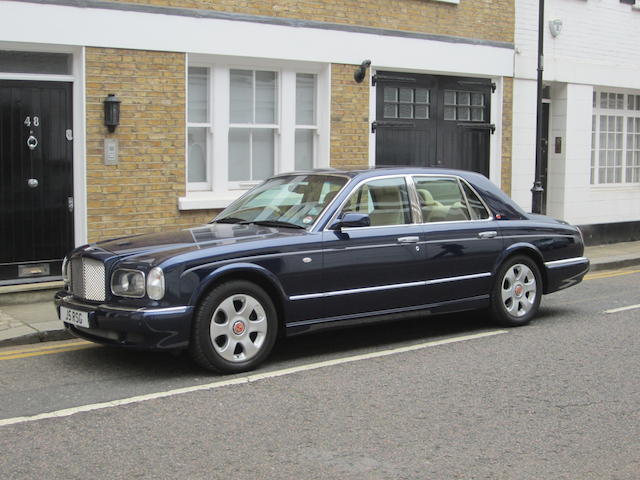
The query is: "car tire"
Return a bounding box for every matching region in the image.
[189,280,278,373]
[490,255,542,327]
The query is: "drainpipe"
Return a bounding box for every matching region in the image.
[531,0,545,214]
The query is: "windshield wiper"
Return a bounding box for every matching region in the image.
[214,217,246,224]
[249,220,306,229]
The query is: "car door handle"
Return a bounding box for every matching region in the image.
[397,236,419,244]
[478,231,498,239]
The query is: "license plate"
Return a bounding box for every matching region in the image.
[60,306,90,328]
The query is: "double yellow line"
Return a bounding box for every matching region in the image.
[0,340,96,361]
[585,268,640,281]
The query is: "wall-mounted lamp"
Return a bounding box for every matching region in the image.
[104,93,121,133]
[549,19,563,38]
[354,60,371,83]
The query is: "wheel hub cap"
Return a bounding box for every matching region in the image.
[232,320,246,336]
[501,263,537,318]
[209,293,268,363]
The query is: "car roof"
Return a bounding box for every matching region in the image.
[278,166,482,178]
[275,167,528,220]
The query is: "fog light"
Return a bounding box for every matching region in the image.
[146,267,165,300]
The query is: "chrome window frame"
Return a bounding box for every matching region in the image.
[410,174,494,225]
[322,174,420,232]
[456,176,493,221]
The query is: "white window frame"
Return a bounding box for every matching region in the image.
[180,55,330,210]
[591,88,640,186]
[186,64,212,191]
[294,72,319,171]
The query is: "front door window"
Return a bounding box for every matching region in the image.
[341,177,412,226]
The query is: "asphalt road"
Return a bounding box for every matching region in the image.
[1,268,639,479]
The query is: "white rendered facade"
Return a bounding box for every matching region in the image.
[513,0,640,231]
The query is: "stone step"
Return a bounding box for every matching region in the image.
[0,281,63,306]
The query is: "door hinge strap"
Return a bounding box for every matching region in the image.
[456,80,496,93]
[372,120,416,133]
[372,74,418,87]
[457,122,496,134]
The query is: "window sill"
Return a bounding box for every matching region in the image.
[178,191,245,210]
[589,183,640,192]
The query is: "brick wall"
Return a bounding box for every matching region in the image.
[84,1,515,242]
[501,77,513,194]
[109,0,514,43]
[85,47,216,242]
[330,64,370,170]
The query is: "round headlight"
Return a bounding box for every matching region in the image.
[111,269,146,298]
[146,267,165,300]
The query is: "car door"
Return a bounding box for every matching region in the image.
[321,176,426,319]
[413,175,503,305]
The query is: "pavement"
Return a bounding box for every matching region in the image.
[0,240,638,348]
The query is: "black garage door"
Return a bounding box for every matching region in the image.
[374,72,494,176]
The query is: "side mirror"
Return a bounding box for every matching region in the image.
[332,212,371,230]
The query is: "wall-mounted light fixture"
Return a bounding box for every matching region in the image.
[104,93,121,133]
[549,19,563,38]
[354,60,371,83]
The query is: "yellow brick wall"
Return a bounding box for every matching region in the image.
[85,48,217,242]
[109,0,514,43]
[330,64,370,170]
[85,1,515,241]
[501,77,513,195]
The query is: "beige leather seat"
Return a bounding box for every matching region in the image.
[368,187,405,226]
[417,188,447,222]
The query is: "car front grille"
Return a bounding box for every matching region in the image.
[70,257,106,302]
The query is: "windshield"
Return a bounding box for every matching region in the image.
[214,174,349,229]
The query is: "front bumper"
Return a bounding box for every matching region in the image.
[54,291,194,350]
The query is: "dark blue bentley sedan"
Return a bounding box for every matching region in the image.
[56,168,589,373]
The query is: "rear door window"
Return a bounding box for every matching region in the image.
[460,181,491,220]
[412,176,471,223]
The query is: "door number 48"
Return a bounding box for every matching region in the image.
[24,116,40,127]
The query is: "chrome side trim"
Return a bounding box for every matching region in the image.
[289,272,492,301]
[100,305,191,314]
[289,280,425,301]
[425,272,492,285]
[544,256,589,268]
[503,234,572,240]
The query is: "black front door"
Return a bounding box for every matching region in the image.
[0,81,74,284]
[375,72,493,176]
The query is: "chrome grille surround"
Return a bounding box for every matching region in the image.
[70,257,106,302]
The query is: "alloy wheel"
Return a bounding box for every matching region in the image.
[501,263,537,317]
[209,294,268,362]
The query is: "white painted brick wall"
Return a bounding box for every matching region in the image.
[513,0,640,226]
[516,0,640,87]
